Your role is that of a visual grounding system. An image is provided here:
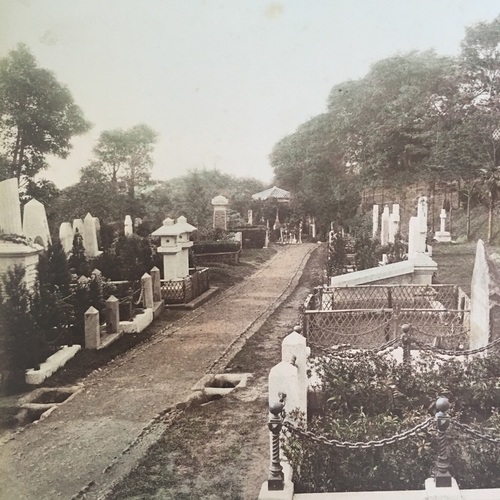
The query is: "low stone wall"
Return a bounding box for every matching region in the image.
[25,345,81,385]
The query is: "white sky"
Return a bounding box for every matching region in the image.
[0,1,499,189]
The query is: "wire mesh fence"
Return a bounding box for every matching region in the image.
[302,284,470,350]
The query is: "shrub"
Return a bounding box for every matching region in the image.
[192,241,241,254]
[234,227,266,249]
[284,350,500,493]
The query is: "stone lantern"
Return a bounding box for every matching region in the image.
[152,216,197,281]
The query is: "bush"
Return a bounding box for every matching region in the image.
[193,241,241,254]
[284,350,500,493]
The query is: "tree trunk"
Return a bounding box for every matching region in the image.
[16,134,26,183]
[488,194,494,244]
[466,195,471,242]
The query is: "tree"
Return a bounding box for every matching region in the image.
[0,44,90,186]
[92,124,158,201]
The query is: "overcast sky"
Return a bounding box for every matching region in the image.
[0,1,499,189]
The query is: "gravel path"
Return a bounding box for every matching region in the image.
[0,243,316,500]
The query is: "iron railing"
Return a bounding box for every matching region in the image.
[160,267,210,304]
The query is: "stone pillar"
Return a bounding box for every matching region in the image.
[150,266,162,302]
[269,361,299,418]
[85,306,100,349]
[380,205,390,246]
[141,273,154,309]
[211,195,229,230]
[59,222,74,254]
[470,240,491,350]
[417,196,428,251]
[372,204,379,239]
[124,215,133,236]
[0,178,22,235]
[389,203,400,244]
[106,295,120,334]
[282,329,308,420]
[298,221,302,244]
[83,213,99,257]
[248,209,253,225]
[22,199,51,248]
[310,217,316,239]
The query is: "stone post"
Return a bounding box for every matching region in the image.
[106,295,120,334]
[469,240,491,350]
[248,209,253,225]
[84,306,100,349]
[124,215,133,236]
[141,272,154,309]
[0,178,22,235]
[59,222,74,254]
[389,203,400,244]
[269,361,299,417]
[372,204,379,239]
[380,205,390,246]
[282,327,308,421]
[434,397,452,487]
[150,266,162,302]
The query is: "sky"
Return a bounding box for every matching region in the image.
[0,0,499,189]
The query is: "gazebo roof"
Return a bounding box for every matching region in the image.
[251,186,291,201]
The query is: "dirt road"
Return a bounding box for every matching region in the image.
[0,243,317,500]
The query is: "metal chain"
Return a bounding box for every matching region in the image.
[283,417,433,449]
[451,420,500,445]
[308,318,393,338]
[410,324,467,339]
[309,337,401,358]
[411,336,500,357]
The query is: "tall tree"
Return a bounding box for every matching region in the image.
[0,44,90,186]
[92,124,158,200]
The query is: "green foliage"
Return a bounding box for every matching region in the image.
[193,241,241,254]
[0,44,89,186]
[68,229,89,277]
[326,233,347,277]
[353,234,379,271]
[285,350,500,492]
[0,266,38,391]
[92,124,158,200]
[95,234,154,281]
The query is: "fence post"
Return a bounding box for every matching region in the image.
[267,400,285,490]
[150,267,162,302]
[434,397,452,487]
[141,273,154,309]
[106,295,120,334]
[401,323,411,367]
[84,306,100,349]
[282,326,308,422]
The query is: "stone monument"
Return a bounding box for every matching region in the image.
[22,198,51,249]
[211,195,229,230]
[434,208,452,243]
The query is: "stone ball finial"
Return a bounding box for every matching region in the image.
[436,397,450,412]
[269,400,285,416]
[293,325,302,333]
[401,324,411,334]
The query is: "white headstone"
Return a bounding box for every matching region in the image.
[389,203,400,244]
[247,209,253,225]
[380,206,390,246]
[417,196,428,232]
[470,240,491,350]
[59,222,74,254]
[0,178,22,235]
[434,208,452,242]
[124,215,133,236]
[83,213,99,257]
[372,204,379,239]
[22,199,51,248]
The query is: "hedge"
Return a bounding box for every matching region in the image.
[193,241,241,254]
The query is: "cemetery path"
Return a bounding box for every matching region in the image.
[0,243,317,500]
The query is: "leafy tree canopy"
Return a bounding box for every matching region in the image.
[0,44,90,186]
